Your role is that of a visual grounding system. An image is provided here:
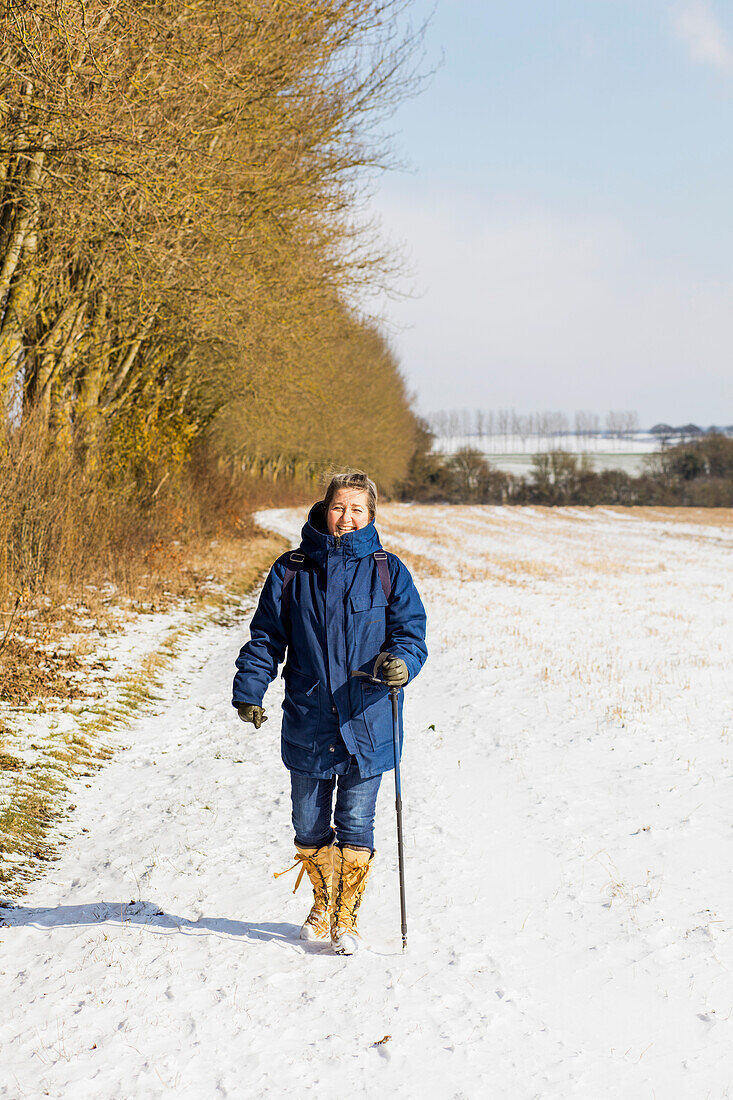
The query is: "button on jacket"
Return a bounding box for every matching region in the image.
[232,503,428,778]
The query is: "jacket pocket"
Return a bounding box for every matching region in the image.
[350,591,388,613]
[281,667,321,750]
[360,680,393,750]
[349,591,389,664]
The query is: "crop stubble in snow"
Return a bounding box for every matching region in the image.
[1,505,732,1099]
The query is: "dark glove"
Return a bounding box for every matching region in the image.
[376,654,409,687]
[238,704,267,729]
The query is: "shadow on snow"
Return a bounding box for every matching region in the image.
[0,900,316,947]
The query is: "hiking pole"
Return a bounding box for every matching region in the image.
[351,666,408,951]
[389,682,408,951]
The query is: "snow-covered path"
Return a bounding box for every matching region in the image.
[2,506,732,1099]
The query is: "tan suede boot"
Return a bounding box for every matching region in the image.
[275,839,335,941]
[331,845,374,955]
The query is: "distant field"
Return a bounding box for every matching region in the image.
[433,430,671,476]
[481,451,651,476]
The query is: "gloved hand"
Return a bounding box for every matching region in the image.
[238,704,267,729]
[375,653,409,687]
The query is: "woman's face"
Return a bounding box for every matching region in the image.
[325,488,371,537]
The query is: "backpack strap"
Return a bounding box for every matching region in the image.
[282,552,306,615]
[374,551,392,602]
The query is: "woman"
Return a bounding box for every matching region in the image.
[232,471,427,954]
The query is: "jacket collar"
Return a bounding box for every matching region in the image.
[298,501,382,566]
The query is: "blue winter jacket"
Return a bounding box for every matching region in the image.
[232,502,428,778]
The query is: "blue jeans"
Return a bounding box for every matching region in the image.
[290,760,382,850]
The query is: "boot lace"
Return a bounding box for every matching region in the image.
[334,860,371,930]
[274,854,329,909]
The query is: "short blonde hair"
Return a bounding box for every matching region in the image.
[324,471,377,519]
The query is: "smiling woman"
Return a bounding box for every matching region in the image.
[324,471,377,537]
[231,470,427,955]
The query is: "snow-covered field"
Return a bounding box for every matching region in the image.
[431,431,670,475]
[2,505,732,1099]
[431,433,664,475]
[476,452,651,476]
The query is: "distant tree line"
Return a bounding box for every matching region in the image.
[427,408,643,450]
[401,432,733,507]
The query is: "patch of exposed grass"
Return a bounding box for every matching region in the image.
[0,636,90,706]
[383,544,446,580]
[0,750,23,771]
[0,726,112,895]
[462,556,562,586]
[602,506,733,528]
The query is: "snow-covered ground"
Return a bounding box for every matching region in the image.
[2,505,732,1099]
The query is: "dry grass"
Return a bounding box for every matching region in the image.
[0,530,283,711]
[574,556,668,577]
[0,637,93,707]
[183,533,287,601]
[460,556,562,586]
[602,506,733,527]
[0,728,113,897]
[0,420,309,615]
[382,545,446,580]
[0,747,23,771]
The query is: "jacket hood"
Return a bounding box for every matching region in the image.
[299,501,382,565]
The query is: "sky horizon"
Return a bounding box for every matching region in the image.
[369,0,733,425]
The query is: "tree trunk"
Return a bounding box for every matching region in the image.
[103,316,156,411]
[0,142,47,306]
[77,291,109,467]
[0,225,37,410]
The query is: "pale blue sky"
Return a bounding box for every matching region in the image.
[372,0,733,424]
